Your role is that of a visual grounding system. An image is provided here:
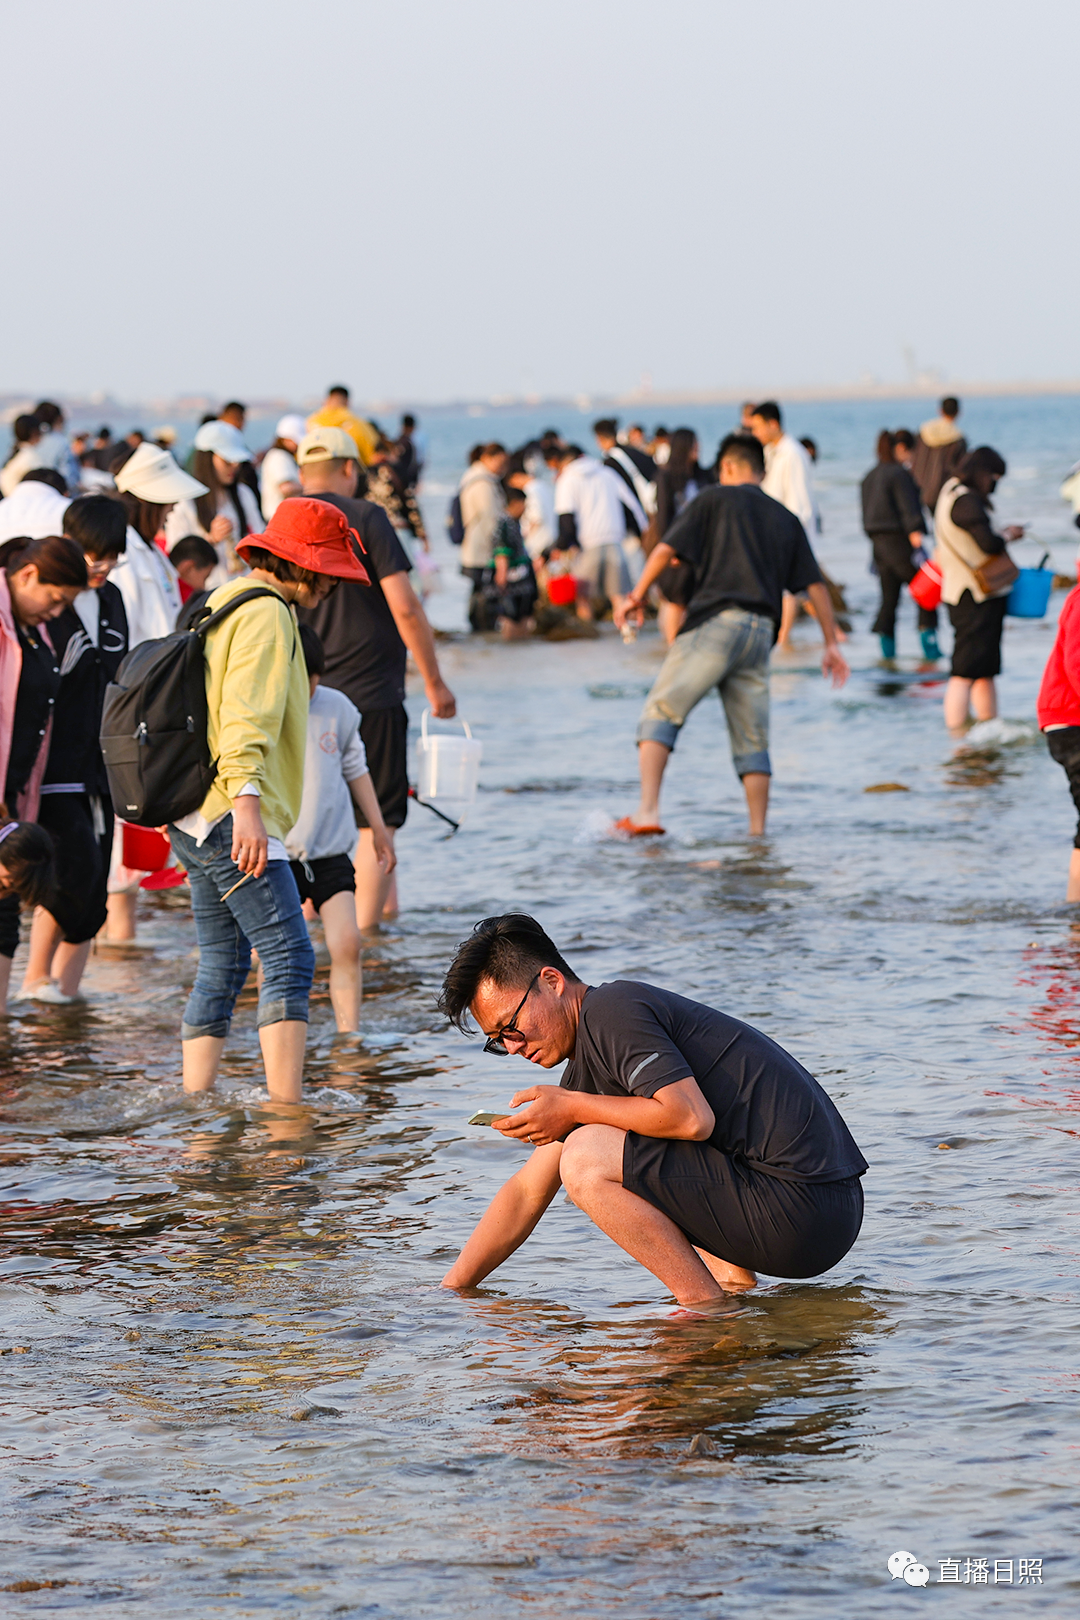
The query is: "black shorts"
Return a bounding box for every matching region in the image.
[38,791,113,944]
[948,590,1008,680]
[356,704,409,829]
[623,1134,864,1279]
[289,853,356,911]
[1046,727,1080,847]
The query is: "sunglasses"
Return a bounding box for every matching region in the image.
[483,973,540,1055]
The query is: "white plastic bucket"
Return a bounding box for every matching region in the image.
[415,710,483,825]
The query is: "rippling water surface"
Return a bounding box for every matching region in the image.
[1,398,1078,1615]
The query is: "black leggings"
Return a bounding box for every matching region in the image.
[870,532,938,638]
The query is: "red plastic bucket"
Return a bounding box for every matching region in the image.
[910,556,943,611]
[548,574,577,606]
[122,823,171,872]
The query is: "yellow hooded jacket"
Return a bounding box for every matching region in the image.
[196,578,309,840]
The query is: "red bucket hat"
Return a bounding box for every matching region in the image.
[236,497,370,583]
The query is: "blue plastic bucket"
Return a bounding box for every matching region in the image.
[1006,567,1053,619]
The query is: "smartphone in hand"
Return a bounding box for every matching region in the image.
[468,1110,509,1127]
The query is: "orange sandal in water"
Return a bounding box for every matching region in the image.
[613,816,667,837]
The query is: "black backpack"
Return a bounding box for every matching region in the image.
[446,492,465,546]
[99,587,286,827]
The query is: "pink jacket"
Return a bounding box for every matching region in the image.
[0,571,52,821]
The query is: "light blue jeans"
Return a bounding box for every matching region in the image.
[169,817,315,1041]
[637,607,774,777]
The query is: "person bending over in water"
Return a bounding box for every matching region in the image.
[438,914,867,1307]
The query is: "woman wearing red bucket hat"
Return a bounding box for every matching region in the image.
[168,498,370,1106]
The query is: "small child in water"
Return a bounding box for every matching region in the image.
[489,486,537,640]
[285,625,395,1032]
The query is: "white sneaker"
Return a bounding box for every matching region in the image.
[32,981,81,1006]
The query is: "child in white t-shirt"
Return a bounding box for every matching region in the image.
[286,625,395,1032]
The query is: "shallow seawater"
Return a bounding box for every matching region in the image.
[2,404,1080,1615]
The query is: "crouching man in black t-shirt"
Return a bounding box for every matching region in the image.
[439,915,867,1307]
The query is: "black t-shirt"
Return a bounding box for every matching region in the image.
[561,981,868,1184]
[664,484,823,639]
[7,622,61,803]
[44,581,129,793]
[296,492,412,712]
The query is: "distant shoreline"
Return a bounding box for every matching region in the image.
[5,379,1080,426]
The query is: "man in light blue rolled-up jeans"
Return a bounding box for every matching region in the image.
[614,434,849,837]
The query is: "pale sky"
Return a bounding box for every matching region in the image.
[3,0,1076,405]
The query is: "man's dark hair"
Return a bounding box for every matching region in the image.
[481,441,506,459]
[94,425,112,442]
[438,913,581,1032]
[592,417,618,440]
[502,482,526,506]
[401,413,416,431]
[717,432,765,478]
[168,534,217,570]
[20,467,68,495]
[959,446,1006,483]
[297,622,325,678]
[11,413,39,446]
[34,400,63,428]
[329,384,350,401]
[467,442,484,464]
[221,400,246,417]
[63,494,127,557]
[752,400,782,426]
[941,396,960,418]
[893,428,915,450]
[800,436,818,462]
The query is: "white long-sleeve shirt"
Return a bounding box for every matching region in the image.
[762,433,819,538]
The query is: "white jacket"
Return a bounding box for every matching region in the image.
[112,530,183,646]
[459,464,505,568]
[555,456,646,548]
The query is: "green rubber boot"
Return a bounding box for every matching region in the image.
[920,629,941,661]
[879,635,896,661]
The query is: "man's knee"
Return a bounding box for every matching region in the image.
[560,1124,624,1203]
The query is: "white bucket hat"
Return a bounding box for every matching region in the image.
[113,441,207,503]
[193,419,252,463]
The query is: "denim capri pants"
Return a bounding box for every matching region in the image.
[637,606,774,777]
[169,816,315,1041]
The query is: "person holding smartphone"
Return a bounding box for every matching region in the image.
[438,915,867,1307]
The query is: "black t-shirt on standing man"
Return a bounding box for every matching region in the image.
[295,491,413,712]
[561,980,868,1184]
[663,484,823,640]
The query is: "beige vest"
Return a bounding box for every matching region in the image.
[932,478,1008,605]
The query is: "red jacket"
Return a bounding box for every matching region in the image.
[1037,586,1080,728]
